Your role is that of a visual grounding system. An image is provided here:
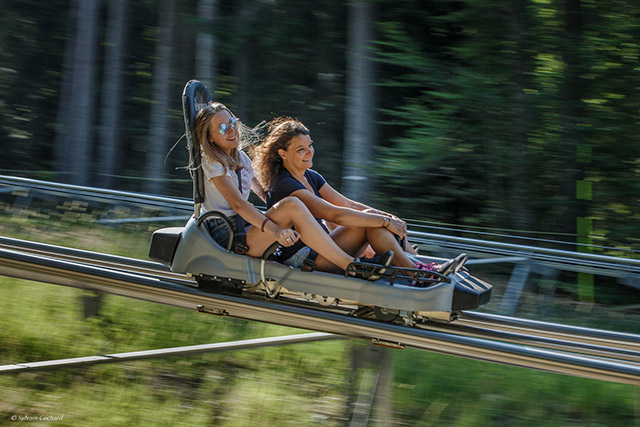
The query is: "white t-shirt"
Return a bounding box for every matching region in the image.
[201,150,254,217]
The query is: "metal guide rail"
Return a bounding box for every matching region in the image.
[411,231,640,277]
[0,244,638,385]
[0,174,193,210]
[2,174,639,276]
[1,235,638,354]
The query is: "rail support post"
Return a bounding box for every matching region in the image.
[500,261,532,315]
[82,291,103,318]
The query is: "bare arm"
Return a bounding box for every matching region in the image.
[210,175,299,246]
[319,183,397,217]
[318,182,370,210]
[251,177,267,203]
[318,182,406,235]
[291,188,406,238]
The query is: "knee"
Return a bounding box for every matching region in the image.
[276,196,307,215]
[364,224,385,237]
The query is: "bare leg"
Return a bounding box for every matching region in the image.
[312,224,417,272]
[314,225,413,273]
[315,226,369,273]
[365,227,416,268]
[404,239,419,255]
[245,197,352,270]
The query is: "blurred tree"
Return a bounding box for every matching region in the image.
[373,0,511,227]
[0,0,75,177]
[53,0,78,181]
[342,0,377,204]
[195,0,218,89]
[144,0,175,195]
[504,0,535,232]
[229,0,252,119]
[67,0,100,185]
[585,1,640,251]
[214,0,346,182]
[559,0,595,300]
[97,0,128,189]
[560,0,588,235]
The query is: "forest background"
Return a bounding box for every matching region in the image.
[1,0,639,253]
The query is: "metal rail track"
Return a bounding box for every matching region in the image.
[0,175,193,211]
[1,235,638,360]
[2,174,639,277]
[0,241,638,385]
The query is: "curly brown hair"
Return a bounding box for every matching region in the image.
[252,117,310,191]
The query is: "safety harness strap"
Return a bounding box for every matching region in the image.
[302,249,318,272]
[233,170,249,255]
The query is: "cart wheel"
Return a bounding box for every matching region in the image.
[373,306,400,322]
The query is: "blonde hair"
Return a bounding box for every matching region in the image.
[193,102,242,172]
[252,117,310,191]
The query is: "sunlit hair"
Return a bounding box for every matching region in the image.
[193,102,245,173]
[252,117,310,191]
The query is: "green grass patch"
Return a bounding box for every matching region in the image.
[392,349,637,426]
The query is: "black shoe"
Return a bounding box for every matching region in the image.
[437,253,468,276]
[350,250,394,281]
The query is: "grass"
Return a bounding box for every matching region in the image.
[1,277,637,426]
[0,278,353,426]
[391,349,637,426]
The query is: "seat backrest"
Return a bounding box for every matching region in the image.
[182,80,213,217]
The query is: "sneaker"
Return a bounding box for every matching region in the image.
[416,261,438,271]
[350,250,394,281]
[410,261,438,287]
[436,253,468,276]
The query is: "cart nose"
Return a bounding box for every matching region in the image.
[451,271,493,310]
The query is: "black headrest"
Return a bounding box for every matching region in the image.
[182,80,212,136]
[181,80,212,208]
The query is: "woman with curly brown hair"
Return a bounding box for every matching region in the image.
[252,117,463,275]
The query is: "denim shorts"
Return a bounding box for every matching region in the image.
[281,245,312,269]
[205,215,248,249]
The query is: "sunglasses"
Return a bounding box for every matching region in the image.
[218,117,239,135]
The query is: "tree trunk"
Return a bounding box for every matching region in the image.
[60,0,100,185]
[506,0,533,232]
[196,0,218,90]
[144,0,175,195]
[53,0,78,182]
[313,2,343,184]
[231,0,250,118]
[342,1,376,203]
[97,0,128,189]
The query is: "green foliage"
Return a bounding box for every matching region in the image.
[0,0,70,171]
[372,0,640,251]
[2,0,640,248]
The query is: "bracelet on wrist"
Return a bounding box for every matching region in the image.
[261,218,269,233]
[382,216,390,228]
